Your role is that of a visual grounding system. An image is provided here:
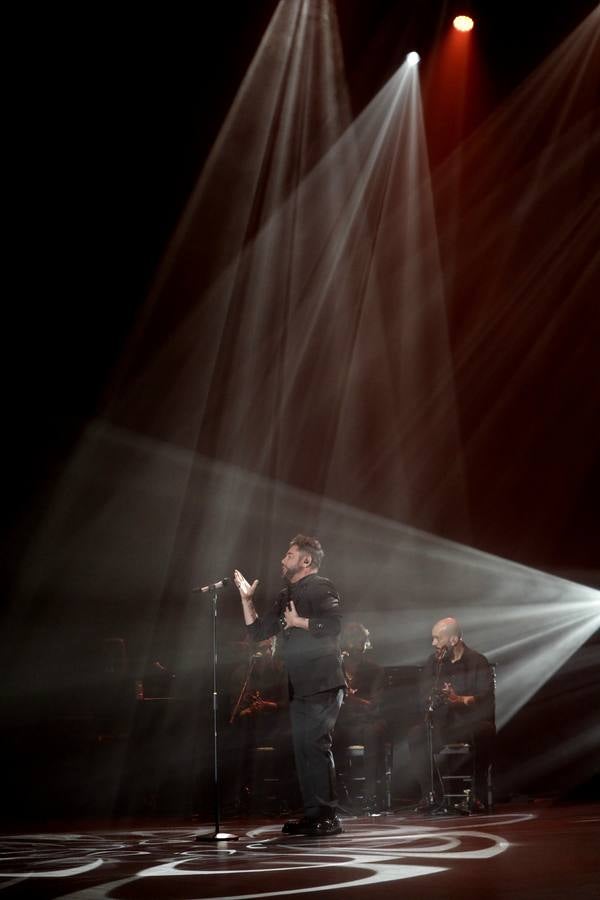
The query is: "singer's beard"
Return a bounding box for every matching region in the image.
[281,563,302,583]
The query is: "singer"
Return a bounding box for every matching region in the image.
[407,617,496,812]
[233,534,345,836]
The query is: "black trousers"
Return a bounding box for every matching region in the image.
[408,717,495,804]
[289,688,344,818]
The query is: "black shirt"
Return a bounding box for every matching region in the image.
[247,573,345,699]
[343,657,386,711]
[420,644,495,727]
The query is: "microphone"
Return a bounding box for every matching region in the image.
[192,577,230,594]
[434,645,448,662]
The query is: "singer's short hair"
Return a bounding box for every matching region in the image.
[290,534,324,571]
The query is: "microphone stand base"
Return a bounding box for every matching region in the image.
[195,831,240,842]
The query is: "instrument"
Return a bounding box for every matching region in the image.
[229,656,259,724]
[244,690,269,713]
[427,686,450,711]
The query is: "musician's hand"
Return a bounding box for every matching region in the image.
[242,697,277,715]
[283,599,306,630]
[347,693,371,707]
[442,682,462,704]
[260,697,279,712]
[234,569,259,600]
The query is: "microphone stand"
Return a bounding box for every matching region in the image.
[423,653,447,815]
[195,586,238,842]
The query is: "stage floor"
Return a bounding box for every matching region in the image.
[1,803,599,899]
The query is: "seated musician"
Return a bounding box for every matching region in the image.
[407,617,495,812]
[227,636,290,809]
[334,622,387,811]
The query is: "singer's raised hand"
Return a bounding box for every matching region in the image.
[233,569,259,600]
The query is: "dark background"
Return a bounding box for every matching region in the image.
[3,1,599,821]
[7,0,598,576]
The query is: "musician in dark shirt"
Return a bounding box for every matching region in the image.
[234,534,345,836]
[229,637,288,726]
[335,622,387,810]
[226,636,290,811]
[408,617,495,811]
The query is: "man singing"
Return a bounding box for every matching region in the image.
[408,617,495,812]
[234,534,345,836]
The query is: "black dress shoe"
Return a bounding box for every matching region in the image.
[283,815,343,836]
[282,816,316,834]
[305,815,343,837]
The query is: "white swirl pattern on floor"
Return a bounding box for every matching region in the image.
[0,814,531,898]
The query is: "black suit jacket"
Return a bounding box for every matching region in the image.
[247,573,345,699]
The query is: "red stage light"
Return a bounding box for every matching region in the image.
[453,15,474,33]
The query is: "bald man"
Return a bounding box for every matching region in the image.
[408,617,495,812]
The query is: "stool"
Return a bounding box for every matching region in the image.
[247,745,284,813]
[435,743,493,811]
[337,744,367,810]
[337,743,393,813]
